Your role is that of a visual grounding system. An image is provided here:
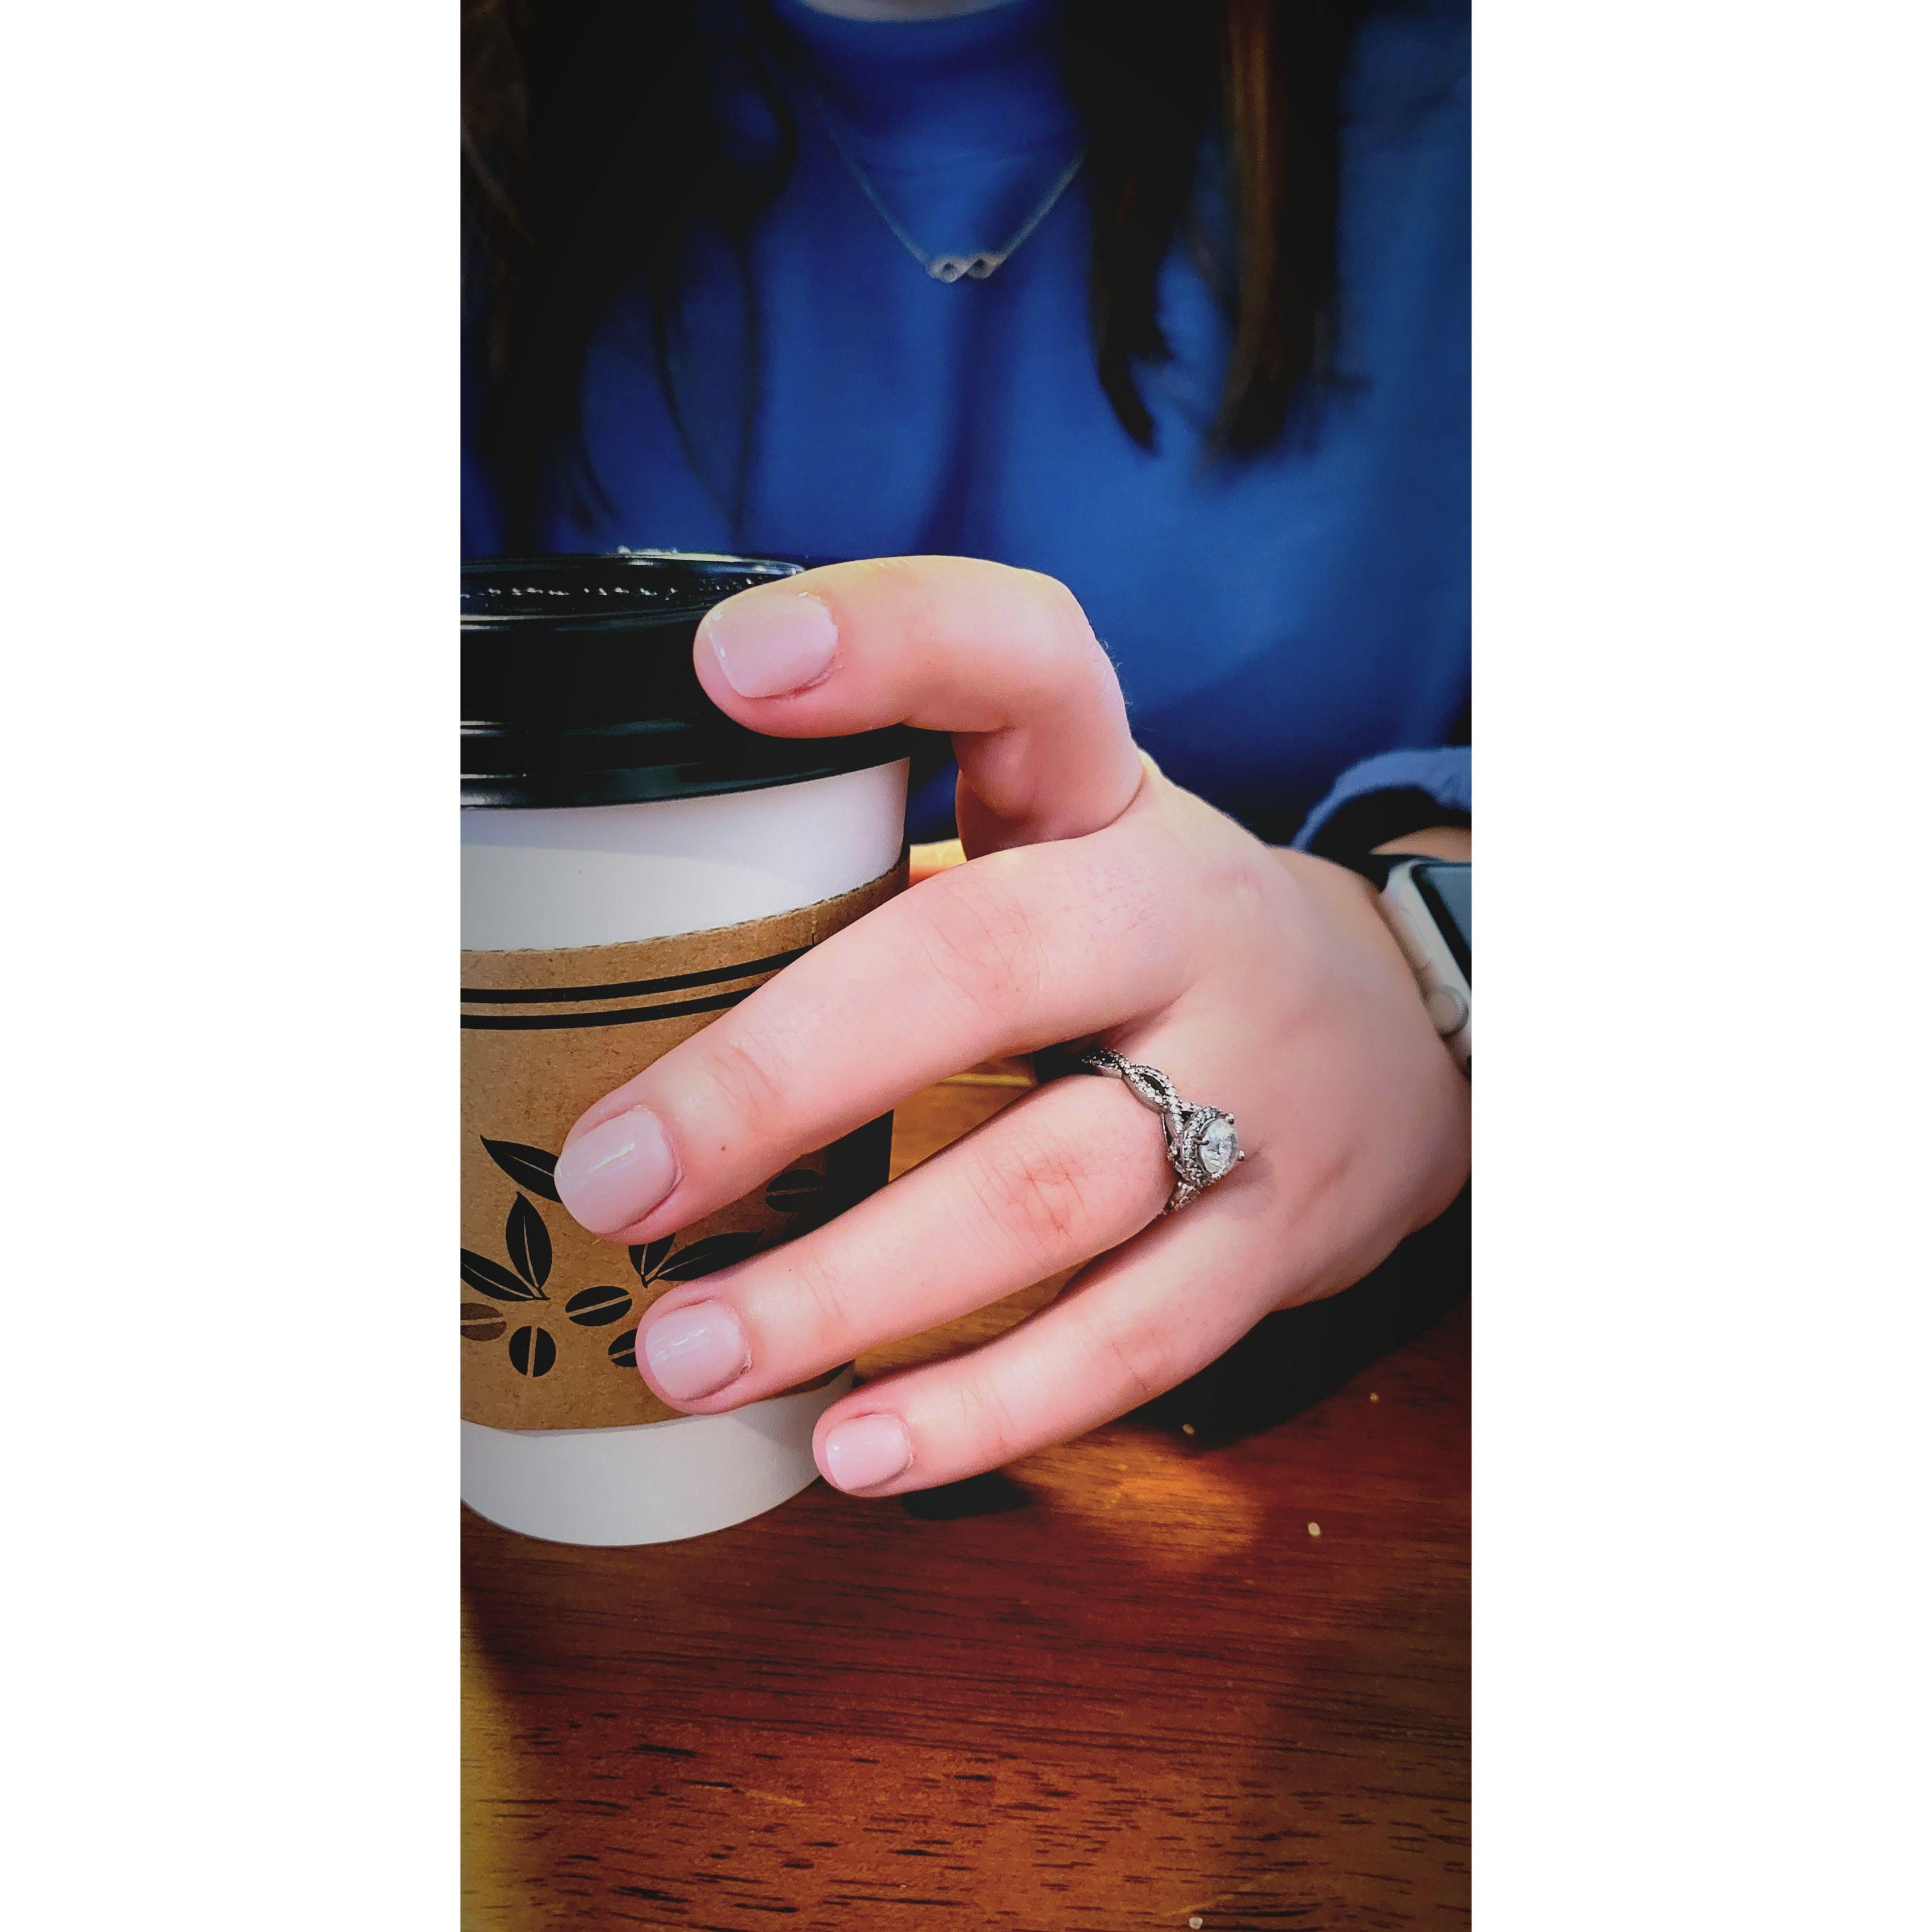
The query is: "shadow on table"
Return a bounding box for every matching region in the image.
[904,1187,1469,1523]
[1146,1185,1470,1442]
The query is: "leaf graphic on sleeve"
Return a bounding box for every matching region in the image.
[607,1329,639,1369]
[656,1230,763,1282]
[765,1169,828,1215]
[480,1137,561,1203]
[629,1235,675,1282]
[506,1194,552,1291]
[461,1249,542,1302]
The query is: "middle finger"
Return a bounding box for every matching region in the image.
[625,1070,1175,1412]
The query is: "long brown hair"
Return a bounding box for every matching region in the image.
[464,0,1369,545]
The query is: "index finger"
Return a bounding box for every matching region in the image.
[551,815,1186,1242]
[693,556,1142,854]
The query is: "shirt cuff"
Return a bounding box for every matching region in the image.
[1292,747,1472,862]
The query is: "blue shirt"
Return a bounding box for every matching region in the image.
[463,0,1470,849]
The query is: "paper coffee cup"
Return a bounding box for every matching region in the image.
[460,553,911,1545]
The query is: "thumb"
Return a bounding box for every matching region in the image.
[692,555,1142,854]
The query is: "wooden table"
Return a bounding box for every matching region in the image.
[463,1066,1470,1930]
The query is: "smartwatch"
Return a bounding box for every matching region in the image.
[1349,855,1472,1073]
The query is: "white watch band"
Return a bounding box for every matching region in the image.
[1373,859,1472,1073]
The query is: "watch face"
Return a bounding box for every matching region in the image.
[1411,861,1470,984]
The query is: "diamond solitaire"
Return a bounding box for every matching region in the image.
[1199,1115,1240,1179]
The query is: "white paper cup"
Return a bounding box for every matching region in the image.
[459,553,911,1544]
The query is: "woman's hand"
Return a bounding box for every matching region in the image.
[552,557,1469,1496]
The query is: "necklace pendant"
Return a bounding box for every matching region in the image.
[927,252,1003,284]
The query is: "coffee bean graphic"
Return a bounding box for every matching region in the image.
[608,1329,639,1370]
[462,1302,507,1342]
[766,1168,828,1214]
[566,1285,632,1327]
[507,1326,556,1377]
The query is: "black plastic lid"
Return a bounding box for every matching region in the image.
[462,552,913,808]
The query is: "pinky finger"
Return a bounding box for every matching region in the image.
[810,1207,1276,1496]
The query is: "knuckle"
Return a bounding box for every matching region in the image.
[1023,570,1096,651]
[969,1125,1098,1260]
[1016,565,1083,620]
[952,1366,1028,1471]
[1087,1309,1186,1415]
[769,1242,850,1361]
[1031,835,1170,975]
[688,1024,797,1145]
[912,865,1052,1017]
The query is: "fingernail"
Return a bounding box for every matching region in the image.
[553,1105,679,1235]
[641,1300,750,1402]
[821,1413,913,1493]
[702,591,838,698]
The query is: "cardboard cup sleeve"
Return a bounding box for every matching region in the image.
[460,860,906,1432]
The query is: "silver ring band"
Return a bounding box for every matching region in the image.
[1078,1048,1245,1214]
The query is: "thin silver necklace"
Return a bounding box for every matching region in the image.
[802,79,1086,283]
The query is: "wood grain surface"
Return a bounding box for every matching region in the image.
[463,1065,1470,1930]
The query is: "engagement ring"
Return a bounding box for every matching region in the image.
[1078,1048,1245,1214]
